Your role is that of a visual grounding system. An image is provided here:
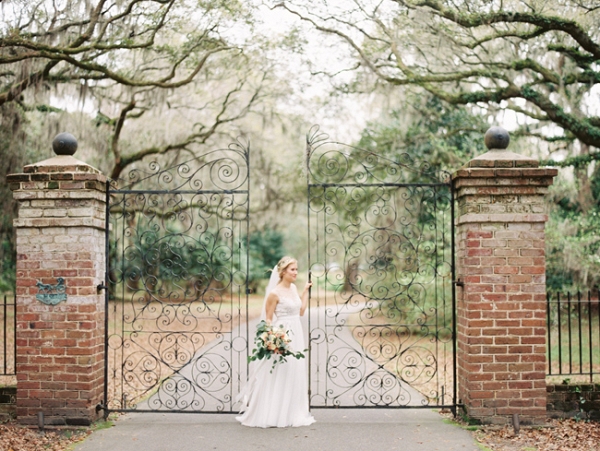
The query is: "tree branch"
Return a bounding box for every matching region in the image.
[407,0,600,58]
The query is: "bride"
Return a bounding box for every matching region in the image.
[236,256,315,428]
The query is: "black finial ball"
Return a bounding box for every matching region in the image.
[52,132,78,156]
[484,126,510,150]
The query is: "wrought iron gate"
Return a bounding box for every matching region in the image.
[104,143,250,413]
[306,127,456,408]
[102,129,456,414]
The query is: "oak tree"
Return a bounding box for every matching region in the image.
[276,0,600,164]
[0,0,267,179]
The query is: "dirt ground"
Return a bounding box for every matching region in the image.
[0,423,90,451]
[463,417,600,451]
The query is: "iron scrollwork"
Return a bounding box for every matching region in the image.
[105,141,250,413]
[306,126,456,408]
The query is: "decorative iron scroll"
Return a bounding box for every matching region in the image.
[305,125,451,185]
[111,141,249,193]
[105,142,249,412]
[306,127,455,408]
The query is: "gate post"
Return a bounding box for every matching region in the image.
[453,127,557,425]
[7,133,106,426]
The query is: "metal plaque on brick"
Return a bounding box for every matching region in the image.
[36,277,67,305]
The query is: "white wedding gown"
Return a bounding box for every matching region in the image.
[236,284,315,428]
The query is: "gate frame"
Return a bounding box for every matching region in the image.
[304,127,458,411]
[102,143,251,415]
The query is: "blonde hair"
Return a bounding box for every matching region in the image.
[276,256,297,280]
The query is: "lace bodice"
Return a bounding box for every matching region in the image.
[271,284,301,318]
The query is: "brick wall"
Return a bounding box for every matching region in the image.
[8,153,106,426]
[453,135,557,425]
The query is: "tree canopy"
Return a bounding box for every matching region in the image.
[276,0,600,165]
[0,0,269,179]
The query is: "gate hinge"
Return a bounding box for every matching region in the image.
[95,402,106,413]
[97,283,108,293]
[452,279,464,287]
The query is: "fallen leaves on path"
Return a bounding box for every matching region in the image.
[474,418,600,451]
[0,423,90,451]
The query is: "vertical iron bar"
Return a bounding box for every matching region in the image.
[547,292,552,375]
[588,291,593,383]
[12,295,15,375]
[557,292,562,374]
[597,288,600,381]
[103,180,110,418]
[305,135,312,407]
[433,185,440,406]
[3,294,7,375]
[568,292,572,374]
[119,193,127,411]
[232,217,237,411]
[450,176,457,411]
[233,144,250,412]
[245,144,251,409]
[578,292,583,374]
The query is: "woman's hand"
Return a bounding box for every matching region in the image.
[302,281,313,294]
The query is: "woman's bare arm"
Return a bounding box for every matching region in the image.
[299,282,312,316]
[264,292,279,325]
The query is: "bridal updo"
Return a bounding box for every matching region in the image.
[277,256,297,280]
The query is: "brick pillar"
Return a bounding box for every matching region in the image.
[453,127,557,425]
[7,133,106,426]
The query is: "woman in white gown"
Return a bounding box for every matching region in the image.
[236,256,315,428]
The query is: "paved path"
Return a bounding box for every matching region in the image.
[74,409,481,451]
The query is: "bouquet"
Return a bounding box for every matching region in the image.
[248,320,306,371]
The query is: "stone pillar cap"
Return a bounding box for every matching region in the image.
[23,133,102,174]
[466,126,539,168]
[23,154,102,174]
